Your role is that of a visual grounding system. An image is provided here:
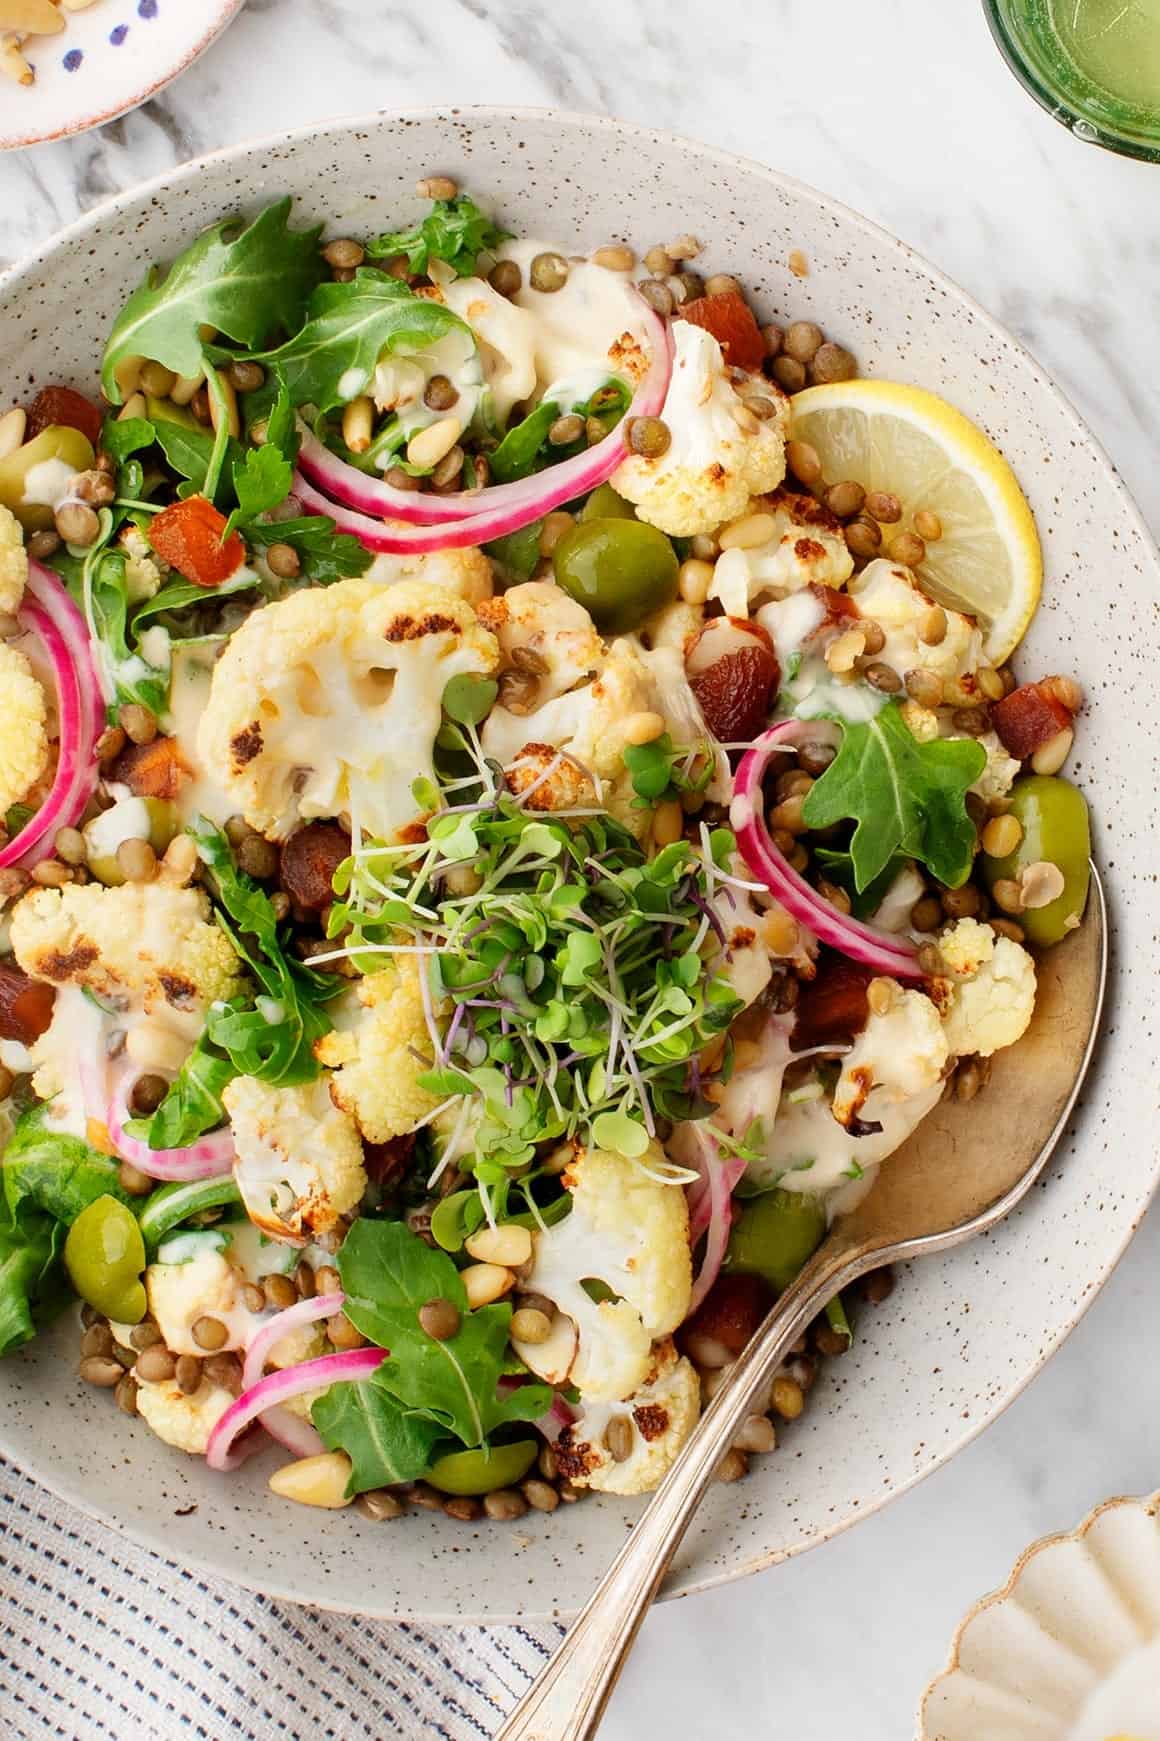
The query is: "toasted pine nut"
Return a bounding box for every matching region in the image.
[977,666,1006,702]
[169,371,204,406]
[825,628,867,674]
[209,370,240,440]
[1030,726,1074,776]
[139,360,177,397]
[730,402,760,435]
[341,395,374,454]
[117,393,147,423]
[464,1224,533,1268]
[623,710,666,746]
[0,408,26,458]
[761,906,800,955]
[462,1263,515,1308]
[678,558,714,605]
[666,234,702,261]
[268,1451,353,1509]
[593,244,635,271]
[718,512,776,551]
[407,417,462,470]
[651,799,683,848]
[918,606,947,646]
[1042,673,1084,713]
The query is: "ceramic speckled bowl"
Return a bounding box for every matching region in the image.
[0,108,1157,1621]
[921,1493,1160,1739]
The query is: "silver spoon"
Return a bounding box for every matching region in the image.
[499,865,1107,1741]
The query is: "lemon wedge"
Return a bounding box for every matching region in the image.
[789,379,1043,665]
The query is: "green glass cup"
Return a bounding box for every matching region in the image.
[985,0,1160,161]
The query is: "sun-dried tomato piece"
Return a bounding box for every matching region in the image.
[279,822,352,913]
[25,386,103,449]
[678,292,766,372]
[108,735,188,800]
[683,1273,773,1356]
[148,495,245,588]
[0,963,56,1045]
[792,956,874,1051]
[687,618,780,741]
[991,681,1073,761]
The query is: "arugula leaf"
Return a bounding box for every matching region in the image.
[488,379,630,485]
[100,416,155,468]
[223,443,294,541]
[813,847,910,920]
[312,1375,444,1494]
[125,1029,235,1150]
[102,199,325,402]
[0,1197,70,1358]
[191,819,339,1083]
[153,419,247,506]
[84,548,169,718]
[338,1219,552,1447]
[253,270,473,414]
[3,1101,132,1225]
[367,194,509,278]
[130,567,261,635]
[801,702,987,891]
[484,520,543,583]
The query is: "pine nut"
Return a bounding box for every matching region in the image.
[981,814,1023,857]
[677,558,714,605]
[1018,860,1065,909]
[1030,726,1074,776]
[919,606,947,645]
[825,628,867,674]
[770,1375,804,1419]
[731,402,760,435]
[160,833,199,887]
[991,877,1025,915]
[209,370,240,440]
[462,1263,515,1308]
[785,440,822,487]
[666,233,702,261]
[623,710,666,746]
[342,396,374,454]
[867,976,897,1016]
[593,244,635,271]
[116,837,156,884]
[1042,674,1084,713]
[733,1414,777,1454]
[139,360,176,397]
[407,418,462,470]
[0,407,26,458]
[170,371,203,406]
[686,1332,733,1370]
[976,666,1006,702]
[715,1448,749,1484]
[651,799,683,847]
[913,509,943,541]
[465,1224,532,1268]
[268,1451,354,1509]
[761,906,800,955]
[719,512,776,551]
[858,619,886,655]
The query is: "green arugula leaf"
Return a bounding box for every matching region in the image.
[3,1102,133,1225]
[191,819,339,1083]
[483,520,542,582]
[488,379,630,484]
[154,419,247,506]
[253,270,474,414]
[800,702,987,891]
[222,443,294,540]
[130,567,261,635]
[312,1375,444,1494]
[125,1029,235,1151]
[102,199,325,402]
[100,416,155,468]
[0,1196,70,1358]
[337,1219,552,1447]
[367,194,509,278]
[84,548,169,718]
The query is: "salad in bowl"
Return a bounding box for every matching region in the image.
[0,181,1092,1524]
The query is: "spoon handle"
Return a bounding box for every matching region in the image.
[497,1242,866,1741]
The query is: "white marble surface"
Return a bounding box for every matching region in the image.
[2,3,1159,1736]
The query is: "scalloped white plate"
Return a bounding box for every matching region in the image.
[0,0,245,152]
[921,1493,1160,1740]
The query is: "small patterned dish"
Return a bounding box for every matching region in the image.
[0,0,245,152]
[921,1492,1160,1740]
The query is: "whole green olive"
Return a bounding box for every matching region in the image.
[578,483,636,523]
[64,1194,147,1323]
[723,1187,827,1293]
[84,797,179,888]
[980,774,1091,947]
[0,426,96,531]
[552,516,678,634]
[425,1439,538,1496]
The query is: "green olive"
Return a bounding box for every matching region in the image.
[980,775,1091,947]
[64,1195,147,1323]
[85,798,179,887]
[146,395,199,431]
[723,1188,827,1293]
[425,1440,538,1496]
[553,517,678,634]
[0,427,96,531]
[578,483,636,523]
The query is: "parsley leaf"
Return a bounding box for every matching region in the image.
[241,515,372,584]
[102,199,324,402]
[337,1219,551,1448]
[800,702,987,891]
[222,443,294,541]
[312,1376,444,1495]
[253,270,473,414]
[367,194,509,278]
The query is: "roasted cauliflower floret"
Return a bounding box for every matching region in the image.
[224,1074,367,1246]
[966,730,1021,803]
[119,523,164,603]
[136,1376,234,1455]
[832,987,949,1129]
[938,917,1037,1058]
[364,544,494,608]
[503,743,597,813]
[9,881,243,1015]
[709,488,854,616]
[477,581,604,705]
[314,957,444,1144]
[0,641,49,817]
[145,1249,252,1356]
[848,560,983,685]
[197,577,499,842]
[555,1339,701,1495]
[512,1144,693,1404]
[0,503,27,615]
[611,322,788,536]
[638,597,704,657]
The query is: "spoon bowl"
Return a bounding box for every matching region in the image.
[500,866,1108,1741]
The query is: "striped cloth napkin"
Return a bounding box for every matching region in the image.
[0,1455,563,1740]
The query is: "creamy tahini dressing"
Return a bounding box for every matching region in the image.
[497,240,652,395]
[166,644,239,826]
[21,457,79,511]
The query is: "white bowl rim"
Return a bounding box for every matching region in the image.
[1,103,1157,1619]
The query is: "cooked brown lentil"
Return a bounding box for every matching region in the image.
[294,1260,316,1299]
[529,251,568,292]
[810,342,856,383]
[191,1315,228,1353]
[204,1352,243,1395]
[904,668,944,707]
[263,1273,297,1311]
[114,1374,139,1416]
[129,1321,163,1352]
[864,490,902,524]
[265,542,301,579]
[27,528,61,561]
[175,1354,203,1394]
[890,531,926,567]
[941,884,981,919]
[814,1324,851,1358]
[845,517,882,559]
[626,415,671,458]
[323,237,365,270]
[593,243,635,271]
[733,1414,777,1454]
[772,354,807,393]
[604,1416,634,1463]
[990,917,1026,944]
[951,706,991,737]
[823,480,866,520]
[548,413,585,447]
[761,324,784,357]
[135,1344,177,1384]
[783,321,824,363]
[242,1282,266,1314]
[80,1355,124,1388]
[489,259,522,298]
[80,1323,114,1359]
[521,1478,559,1513]
[509,1307,552,1344]
[909,895,943,932]
[355,1489,405,1521]
[418,1297,461,1341]
[636,278,675,316]
[443,1495,481,1521]
[715,1448,749,1484]
[863,661,902,694]
[484,1488,529,1521]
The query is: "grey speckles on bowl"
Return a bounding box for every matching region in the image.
[0,106,1157,1623]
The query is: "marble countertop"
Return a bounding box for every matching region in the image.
[2,2,1159,1736]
